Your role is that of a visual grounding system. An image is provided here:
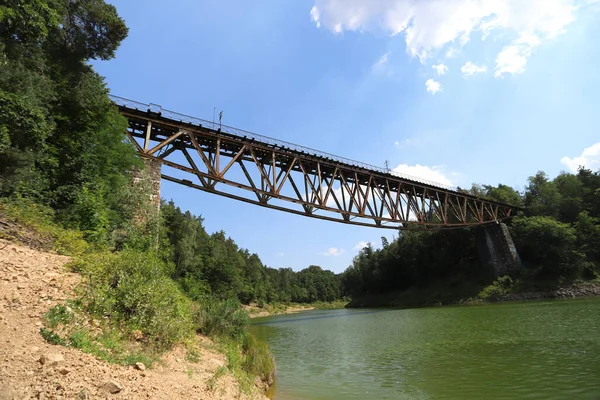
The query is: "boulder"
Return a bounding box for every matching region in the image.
[38,353,64,366]
[102,381,122,394]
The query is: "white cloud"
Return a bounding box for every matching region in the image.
[354,241,370,250]
[425,78,441,94]
[494,45,529,77]
[560,142,600,172]
[310,6,321,28]
[432,63,448,75]
[276,252,285,257]
[374,51,391,67]
[322,247,345,256]
[461,61,487,76]
[392,164,454,187]
[310,0,590,75]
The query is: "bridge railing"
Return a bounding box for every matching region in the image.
[109,94,455,190]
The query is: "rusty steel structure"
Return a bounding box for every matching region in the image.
[111,95,516,230]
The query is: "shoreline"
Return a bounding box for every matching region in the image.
[245,301,348,319]
[345,281,600,309]
[245,305,316,319]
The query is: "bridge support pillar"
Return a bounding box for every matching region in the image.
[132,158,162,222]
[476,222,521,277]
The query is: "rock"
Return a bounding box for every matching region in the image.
[134,362,146,371]
[58,368,71,375]
[102,381,122,394]
[76,389,89,400]
[39,353,64,366]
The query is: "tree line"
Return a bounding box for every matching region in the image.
[162,201,341,305]
[341,169,600,300]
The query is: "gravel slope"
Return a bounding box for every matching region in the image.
[0,239,267,400]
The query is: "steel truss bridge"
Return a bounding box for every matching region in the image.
[111,95,516,230]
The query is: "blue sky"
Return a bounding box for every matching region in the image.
[96,0,600,273]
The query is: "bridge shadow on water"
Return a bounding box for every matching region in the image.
[250,308,398,326]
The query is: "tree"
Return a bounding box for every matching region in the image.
[524,171,562,218]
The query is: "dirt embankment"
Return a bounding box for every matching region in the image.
[0,240,267,400]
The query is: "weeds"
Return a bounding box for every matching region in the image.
[207,365,228,391]
[40,328,66,345]
[44,304,74,329]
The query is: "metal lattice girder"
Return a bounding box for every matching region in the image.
[112,95,516,230]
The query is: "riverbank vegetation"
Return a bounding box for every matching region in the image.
[342,170,600,307]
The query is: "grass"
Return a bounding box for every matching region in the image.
[0,197,89,255]
[218,333,275,393]
[206,366,228,391]
[41,303,161,366]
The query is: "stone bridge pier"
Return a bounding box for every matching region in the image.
[132,158,162,222]
[476,222,521,277]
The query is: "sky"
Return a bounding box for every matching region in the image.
[95,0,600,273]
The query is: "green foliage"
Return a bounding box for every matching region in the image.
[0,0,139,248]
[67,329,158,367]
[477,276,515,300]
[241,333,275,384]
[194,298,249,339]
[44,304,74,328]
[40,328,66,345]
[511,216,583,279]
[0,197,89,255]
[72,250,194,348]
[219,334,275,393]
[161,200,343,305]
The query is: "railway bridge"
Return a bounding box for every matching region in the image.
[111,95,521,275]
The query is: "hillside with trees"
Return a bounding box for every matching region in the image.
[342,169,600,306]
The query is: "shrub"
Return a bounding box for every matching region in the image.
[477,275,514,300]
[193,298,249,339]
[72,250,194,348]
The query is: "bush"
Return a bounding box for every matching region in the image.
[477,275,514,300]
[72,250,194,348]
[193,298,249,339]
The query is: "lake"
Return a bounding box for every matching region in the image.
[251,298,600,400]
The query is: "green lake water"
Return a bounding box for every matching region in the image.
[250,298,600,400]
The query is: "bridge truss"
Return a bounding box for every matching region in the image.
[111,95,515,230]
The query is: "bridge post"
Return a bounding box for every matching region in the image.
[131,158,162,223]
[476,222,521,277]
